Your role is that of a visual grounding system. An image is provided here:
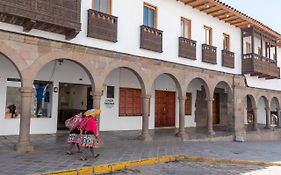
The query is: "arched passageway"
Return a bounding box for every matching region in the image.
[270,97,280,127]
[32,59,95,133]
[244,94,257,131]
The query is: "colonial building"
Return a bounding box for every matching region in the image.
[0,0,280,152]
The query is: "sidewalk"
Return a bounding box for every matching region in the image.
[1,129,281,175]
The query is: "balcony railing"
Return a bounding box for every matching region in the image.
[202,44,217,64]
[87,10,118,42]
[140,25,163,53]
[178,37,196,60]
[0,0,81,40]
[222,50,235,68]
[242,53,280,79]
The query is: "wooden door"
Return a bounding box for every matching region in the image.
[155,90,175,127]
[213,93,220,124]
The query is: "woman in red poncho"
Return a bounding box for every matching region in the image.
[78,109,101,161]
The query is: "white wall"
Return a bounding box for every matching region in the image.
[0,0,241,76]
[257,98,266,124]
[100,69,179,131]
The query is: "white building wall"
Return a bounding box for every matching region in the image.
[0,0,241,76]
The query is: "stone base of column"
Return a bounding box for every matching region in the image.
[175,131,189,141]
[208,130,216,136]
[264,126,271,130]
[138,132,152,142]
[15,143,34,153]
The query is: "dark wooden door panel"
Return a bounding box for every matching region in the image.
[155,90,175,127]
[213,93,220,124]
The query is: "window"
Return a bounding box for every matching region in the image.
[223,33,230,51]
[143,3,157,28]
[106,86,115,98]
[185,93,192,115]
[204,25,212,45]
[181,17,191,39]
[92,0,111,14]
[246,42,251,53]
[119,87,142,116]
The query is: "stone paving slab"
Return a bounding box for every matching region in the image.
[1,129,281,175]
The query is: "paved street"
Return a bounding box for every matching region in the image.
[1,129,281,175]
[104,161,281,175]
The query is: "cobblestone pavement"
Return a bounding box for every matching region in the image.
[104,161,281,175]
[1,129,281,175]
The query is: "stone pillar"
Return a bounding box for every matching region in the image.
[16,87,34,153]
[277,108,281,128]
[140,95,152,141]
[252,107,258,131]
[93,91,102,129]
[176,96,188,140]
[264,107,271,129]
[207,98,215,136]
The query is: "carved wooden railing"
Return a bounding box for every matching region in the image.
[202,44,217,64]
[222,50,235,68]
[178,37,196,60]
[88,9,118,42]
[140,25,163,53]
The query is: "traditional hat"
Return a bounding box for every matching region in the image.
[84,109,101,117]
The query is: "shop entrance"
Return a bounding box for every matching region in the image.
[57,83,93,130]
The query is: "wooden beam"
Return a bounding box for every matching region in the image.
[192,2,207,8]
[200,5,216,12]
[219,15,235,21]
[182,0,197,4]
[230,20,245,25]
[213,11,226,17]
[206,8,221,14]
[22,19,36,32]
[224,16,240,22]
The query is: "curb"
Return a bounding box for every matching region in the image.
[40,155,281,175]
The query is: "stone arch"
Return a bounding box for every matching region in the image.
[186,77,211,100]
[150,72,184,98]
[258,95,269,109]
[270,97,280,110]
[213,81,234,131]
[22,51,95,89]
[243,94,257,130]
[101,65,147,96]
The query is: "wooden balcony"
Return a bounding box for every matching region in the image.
[222,50,235,68]
[202,44,217,64]
[140,25,163,53]
[0,0,81,40]
[242,53,280,79]
[87,10,118,42]
[178,37,196,60]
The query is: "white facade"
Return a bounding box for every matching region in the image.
[0,0,280,135]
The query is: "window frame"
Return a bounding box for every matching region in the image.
[181,17,191,39]
[223,33,230,51]
[204,25,212,46]
[143,2,157,28]
[119,87,142,117]
[246,42,251,54]
[92,0,112,14]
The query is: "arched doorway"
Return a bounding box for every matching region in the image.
[151,74,182,129]
[32,59,94,132]
[212,81,233,132]
[0,53,22,135]
[270,97,280,127]
[244,94,257,131]
[100,67,146,131]
[257,96,269,129]
[186,78,210,132]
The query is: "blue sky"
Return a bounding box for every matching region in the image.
[220,0,281,33]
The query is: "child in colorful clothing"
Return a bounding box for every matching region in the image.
[78,109,101,161]
[66,113,83,155]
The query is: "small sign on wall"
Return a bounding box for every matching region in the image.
[104,98,114,108]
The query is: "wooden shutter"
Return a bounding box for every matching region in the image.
[119,88,142,116]
[185,93,192,115]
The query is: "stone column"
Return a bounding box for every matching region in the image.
[207,98,215,136]
[140,95,152,141]
[176,96,188,140]
[264,107,271,129]
[93,91,102,129]
[16,87,34,153]
[252,107,258,131]
[277,108,281,128]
